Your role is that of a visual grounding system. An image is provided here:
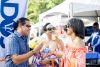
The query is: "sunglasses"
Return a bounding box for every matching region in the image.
[25,25,31,28]
[93,26,98,29]
[64,25,67,31]
[47,27,55,31]
[63,25,71,31]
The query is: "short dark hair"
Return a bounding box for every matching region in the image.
[68,18,85,39]
[14,17,29,30]
[93,22,99,26]
[43,23,51,32]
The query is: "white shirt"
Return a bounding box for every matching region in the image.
[92,32,98,43]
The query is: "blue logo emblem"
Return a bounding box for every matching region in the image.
[0,0,19,48]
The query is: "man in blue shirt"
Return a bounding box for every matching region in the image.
[5,17,43,67]
[87,22,100,53]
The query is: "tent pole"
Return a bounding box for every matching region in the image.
[97,17,99,22]
[69,2,73,18]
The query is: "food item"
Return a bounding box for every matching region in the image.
[29,40,36,49]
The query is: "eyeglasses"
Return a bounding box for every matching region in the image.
[67,25,70,28]
[25,25,31,28]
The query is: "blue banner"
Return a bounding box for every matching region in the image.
[0,0,28,66]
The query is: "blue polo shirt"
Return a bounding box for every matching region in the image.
[5,31,30,67]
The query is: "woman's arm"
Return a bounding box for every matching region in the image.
[55,37,64,51]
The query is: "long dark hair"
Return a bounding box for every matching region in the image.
[43,23,51,32]
[68,18,85,39]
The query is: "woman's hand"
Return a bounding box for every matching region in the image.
[32,41,44,54]
[49,50,56,55]
[39,58,50,64]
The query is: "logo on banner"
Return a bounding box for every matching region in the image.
[0,0,19,48]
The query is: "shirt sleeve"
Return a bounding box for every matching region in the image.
[94,36,100,47]
[5,36,20,56]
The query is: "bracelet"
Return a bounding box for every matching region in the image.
[31,50,36,54]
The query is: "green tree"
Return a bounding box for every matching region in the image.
[27,0,64,24]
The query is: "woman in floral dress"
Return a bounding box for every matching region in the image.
[56,18,87,67]
[32,23,60,67]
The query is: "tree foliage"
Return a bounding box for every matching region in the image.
[27,0,64,24]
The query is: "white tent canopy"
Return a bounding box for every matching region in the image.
[39,1,100,21]
[72,3,100,17]
[39,1,69,21]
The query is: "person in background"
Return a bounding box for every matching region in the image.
[86,22,100,53]
[56,18,87,67]
[5,17,43,67]
[32,23,60,67]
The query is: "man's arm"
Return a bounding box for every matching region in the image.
[11,42,43,65]
[11,51,34,64]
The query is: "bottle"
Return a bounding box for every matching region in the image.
[88,43,93,52]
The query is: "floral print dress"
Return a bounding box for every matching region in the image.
[61,46,87,67]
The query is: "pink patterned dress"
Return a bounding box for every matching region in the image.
[61,46,87,67]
